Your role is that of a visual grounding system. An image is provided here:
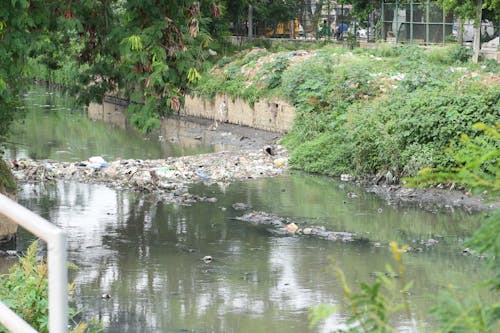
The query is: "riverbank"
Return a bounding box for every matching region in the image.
[195,45,499,199]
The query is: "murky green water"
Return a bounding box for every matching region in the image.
[2,88,493,332]
[3,88,215,162]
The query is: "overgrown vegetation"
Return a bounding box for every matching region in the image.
[196,44,500,181]
[0,241,102,333]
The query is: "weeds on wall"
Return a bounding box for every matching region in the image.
[195,44,499,179]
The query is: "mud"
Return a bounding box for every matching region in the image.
[233,211,363,242]
[365,184,499,213]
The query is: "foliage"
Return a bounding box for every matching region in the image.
[466,210,500,291]
[1,1,227,134]
[280,46,499,178]
[407,123,499,195]
[437,0,500,20]
[0,0,47,141]
[0,241,50,332]
[0,241,102,333]
[196,44,499,180]
[194,48,292,105]
[309,242,415,332]
[430,279,500,333]
[425,45,472,64]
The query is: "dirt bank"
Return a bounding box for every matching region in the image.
[365,184,499,213]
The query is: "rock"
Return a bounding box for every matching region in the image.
[421,238,439,247]
[234,211,290,227]
[232,202,252,211]
[302,227,312,235]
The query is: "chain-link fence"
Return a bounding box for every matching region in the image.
[230,1,498,46]
[381,1,453,44]
[231,2,361,41]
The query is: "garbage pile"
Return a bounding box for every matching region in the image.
[234,211,362,242]
[9,146,288,205]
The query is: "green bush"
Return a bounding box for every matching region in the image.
[282,58,499,178]
[0,241,102,333]
[0,242,50,332]
[195,43,500,180]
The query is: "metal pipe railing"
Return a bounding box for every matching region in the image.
[0,194,68,333]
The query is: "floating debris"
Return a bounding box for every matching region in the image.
[10,146,288,206]
[202,255,213,263]
[234,211,361,242]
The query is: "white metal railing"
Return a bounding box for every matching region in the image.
[0,193,68,333]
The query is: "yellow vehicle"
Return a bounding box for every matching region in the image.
[262,19,303,38]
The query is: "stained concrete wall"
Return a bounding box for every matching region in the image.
[88,101,128,128]
[91,93,297,133]
[183,95,295,133]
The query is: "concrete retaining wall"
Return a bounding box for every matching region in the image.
[88,101,128,128]
[183,95,295,133]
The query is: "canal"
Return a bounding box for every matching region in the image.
[1,87,493,332]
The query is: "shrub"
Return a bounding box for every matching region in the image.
[0,241,102,333]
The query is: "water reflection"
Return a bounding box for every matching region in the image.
[3,88,216,162]
[14,174,491,333]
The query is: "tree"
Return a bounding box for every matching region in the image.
[0,1,224,136]
[69,0,223,132]
[0,0,57,141]
[438,0,500,63]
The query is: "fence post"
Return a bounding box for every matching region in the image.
[410,0,414,43]
[425,0,430,44]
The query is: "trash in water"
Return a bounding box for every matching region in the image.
[202,255,213,263]
[283,223,298,233]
